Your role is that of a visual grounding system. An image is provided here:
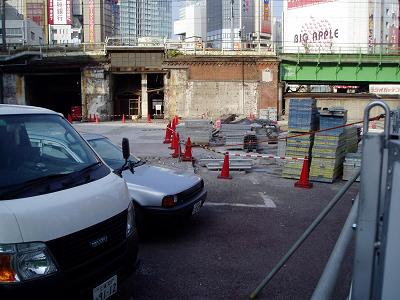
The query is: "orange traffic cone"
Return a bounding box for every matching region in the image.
[183,137,193,161]
[122,114,126,123]
[147,114,152,123]
[95,115,100,123]
[218,152,232,179]
[295,157,313,189]
[172,133,182,158]
[163,122,172,144]
[67,114,73,123]
[89,114,93,122]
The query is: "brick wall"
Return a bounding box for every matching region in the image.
[163,57,280,120]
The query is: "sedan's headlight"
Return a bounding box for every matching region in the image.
[0,242,57,283]
[126,201,135,237]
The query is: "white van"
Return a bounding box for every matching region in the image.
[0,105,138,299]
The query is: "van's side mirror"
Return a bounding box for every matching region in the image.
[122,138,130,160]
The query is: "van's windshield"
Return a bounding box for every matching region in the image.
[0,114,109,200]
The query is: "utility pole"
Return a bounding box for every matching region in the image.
[1,0,6,50]
[230,0,234,50]
[239,0,242,49]
[254,0,261,51]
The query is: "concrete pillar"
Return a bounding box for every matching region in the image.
[2,74,26,105]
[81,67,111,120]
[141,73,148,118]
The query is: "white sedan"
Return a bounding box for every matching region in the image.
[82,133,207,225]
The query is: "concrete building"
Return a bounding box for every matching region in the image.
[206,0,273,50]
[119,0,172,44]
[0,3,44,46]
[49,25,82,44]
[174,0,206,44]
[83,0,119,43]
[283,0,400,53]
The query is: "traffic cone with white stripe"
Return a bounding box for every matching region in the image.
[218,152,232,179]
[183,137,193,162]
[294,157,313,189]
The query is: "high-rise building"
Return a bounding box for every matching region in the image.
[174,0,206,43]
[119,0,172,44]
[206,0,272,50]
[283,0,400,53]
[83,0,120,43]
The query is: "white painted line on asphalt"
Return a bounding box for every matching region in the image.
[248,176,260,185]
[204,202,269,208]
[259,192,277,208]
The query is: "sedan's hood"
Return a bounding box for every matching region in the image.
[122,164,202,207]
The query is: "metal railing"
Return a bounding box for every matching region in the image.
[0,42,107,57]
[2,40,400,58]
[250,170,361,299]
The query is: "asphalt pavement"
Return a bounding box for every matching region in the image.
[74,121,359,300]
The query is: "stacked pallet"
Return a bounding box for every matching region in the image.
[310,108,347,183]
[282,98,318,179]
[176,119,213,145]
[343,152,361,181]
[220,124,261,150]
[345,126,359,153]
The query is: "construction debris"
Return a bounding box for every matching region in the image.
[176,119,213,145]
[199,158,254,170]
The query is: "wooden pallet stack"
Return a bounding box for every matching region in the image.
[282,98,318,179]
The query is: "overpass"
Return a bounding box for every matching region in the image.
[2,44,400,121]
[280,53,400,84]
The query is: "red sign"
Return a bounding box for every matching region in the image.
[262,0,271,34]
[89,0,95,43]
[288,0,335,9]
[48,0,54,24]
[48,0,72,25]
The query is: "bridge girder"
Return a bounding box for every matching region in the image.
[281,53,400,84]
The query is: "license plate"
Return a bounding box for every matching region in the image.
[192,201,202,215]
[93,275,117,300]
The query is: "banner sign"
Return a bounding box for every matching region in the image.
[48,0,72,25]
[89,0,95,43]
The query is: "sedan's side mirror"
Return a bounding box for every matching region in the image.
[122,138,130,160]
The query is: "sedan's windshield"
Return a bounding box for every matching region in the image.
[0,114,105,199]
[87,138,140,170]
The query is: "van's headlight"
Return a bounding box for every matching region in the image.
[126,201,135,237]
[0,243,57,283]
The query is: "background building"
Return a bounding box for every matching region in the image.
[119,0,172,44]
[174,0,206,44]
[83,0,120,43]
[206,0,273,50]
[0,2,44,46]
[283,0,400,53]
